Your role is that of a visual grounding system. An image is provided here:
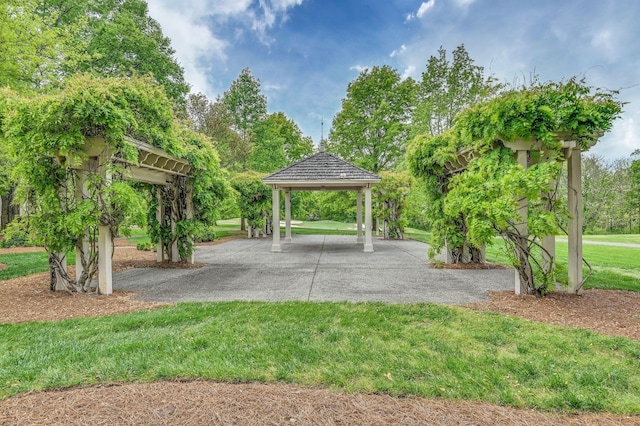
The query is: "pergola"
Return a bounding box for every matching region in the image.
[443,135,593,295]
[263,150,381,252]
[56,136,193,294]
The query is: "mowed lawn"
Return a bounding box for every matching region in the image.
[1,225,639,414]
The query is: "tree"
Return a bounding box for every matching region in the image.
[629,150,640,233]
[230,172,272,238]
[0,0,74,90]
[329,65,415,172]
[222,68,268,145]
[373,171,414,239]
[411,44,498,138]
[187,94,250,171]
[250,112,314,173]
[36,0,190,109]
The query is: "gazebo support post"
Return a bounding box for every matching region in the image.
[284,190,292,243]
[364,186,374,252]
[271,188,282,252]
[567,148,583,294]
[356,190,363,243]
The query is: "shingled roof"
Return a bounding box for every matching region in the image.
[263,151,380,190]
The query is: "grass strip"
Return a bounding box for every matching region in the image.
[1,302,639,414]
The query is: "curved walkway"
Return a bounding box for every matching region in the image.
[114,235,514,304]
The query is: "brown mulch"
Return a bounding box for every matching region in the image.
[1,242,639,425]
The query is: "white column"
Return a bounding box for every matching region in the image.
[568,148,583,294]
[284,190,292,243]
[98,225,112,295]
[515,150,529,295]
[356,190,363,243]
[156,187,164,262]
[364,187,374,252]
[271,188,281,252]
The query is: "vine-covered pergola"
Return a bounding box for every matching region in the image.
[263,149,381,252]
[442,136,593,295]
[1,74,223,296]
[407,78,622,296]
[56,136,194,294]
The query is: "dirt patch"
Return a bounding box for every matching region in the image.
[0,262,6,271]
[0,241,639,424]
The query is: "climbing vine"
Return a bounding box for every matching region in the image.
[407,77,623,294]
[1,74,226,292]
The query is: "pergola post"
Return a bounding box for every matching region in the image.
[75,166,89,280]
[356,190,363,243]
[186,182,195,264]
[271,188,282,252]
[364,186,374,252]
[542,184,556,280]
[567,148,583,294]
[156,187,164,262]
[515,150,529,295]
[97,151,113,295]
[98,225,112,294]
[284,190,292,243]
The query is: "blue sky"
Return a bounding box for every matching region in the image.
[146,0,640,160]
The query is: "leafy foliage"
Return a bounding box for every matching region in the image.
[250,112,313,173]
[373,171,414,239]
[408,78,623,294]
[222,67,268,145]
[230,172,272,237]
[411,44,499,139]
[329,65,415,172]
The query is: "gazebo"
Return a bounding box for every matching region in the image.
[263,150,381,252]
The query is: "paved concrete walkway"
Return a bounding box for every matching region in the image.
[114,235,514,304]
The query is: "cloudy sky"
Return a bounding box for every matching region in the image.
[146,0,640,160]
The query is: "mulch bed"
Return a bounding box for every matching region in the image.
[1,381,638,426]
[1,241,639,425]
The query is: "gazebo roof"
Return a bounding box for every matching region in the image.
[263,151,381,190]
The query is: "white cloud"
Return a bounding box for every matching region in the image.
[416,0,436,18]
[350,65,367,73]
[401,65,416,80]
[452,0,476,7]
[145,0,306,96]
[390,44,406,58]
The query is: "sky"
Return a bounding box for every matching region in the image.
[145,0,640,160]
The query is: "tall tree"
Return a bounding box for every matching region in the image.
[328,65,415,172]
[222,68,268,145]
[629,150,640,233]
[411,44,498,138]
[32,0,189,109]
[187,93,249,171]
[250,112,313,173]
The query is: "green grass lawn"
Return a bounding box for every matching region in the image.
[0,251,75,281]
[1,302,639,413]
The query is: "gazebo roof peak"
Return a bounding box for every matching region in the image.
[263,151,380,190]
